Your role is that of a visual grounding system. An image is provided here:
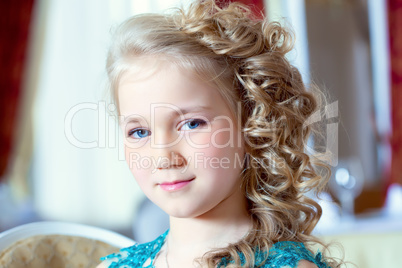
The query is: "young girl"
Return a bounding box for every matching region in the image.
[98,0,338,267]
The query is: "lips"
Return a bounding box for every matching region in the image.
[159,178,194,192]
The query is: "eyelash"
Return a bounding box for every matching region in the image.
[180,119,207,130]
[127,119,207,139]
[128,128,151,139]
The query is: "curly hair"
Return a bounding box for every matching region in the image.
[106,0,339,267]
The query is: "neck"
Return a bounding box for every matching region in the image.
[168,188,251,250]
[158,188,252,268]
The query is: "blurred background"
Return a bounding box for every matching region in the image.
[0,0,401,243]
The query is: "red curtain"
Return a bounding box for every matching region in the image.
[0,0,35,181]
[388,0,402,185]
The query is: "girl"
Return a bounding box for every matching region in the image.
[98,0,338,267]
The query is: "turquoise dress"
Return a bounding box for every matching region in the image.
[101,230,331,267]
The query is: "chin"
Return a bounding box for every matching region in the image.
[163,206,207,219]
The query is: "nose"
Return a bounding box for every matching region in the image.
[151,129,186,169]
[153,150,186,170]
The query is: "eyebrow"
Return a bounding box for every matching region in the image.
[119,116,143,126]
[119,105,212,125]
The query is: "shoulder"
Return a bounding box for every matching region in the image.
[98,246,140,268]
[297,260,319,268]
[257,241,330,268]
[99,230,168,267]
[96,262,108,268]
[96,260,112,268]
[99,242,156,267]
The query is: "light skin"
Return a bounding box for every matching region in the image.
[97,57,317,268]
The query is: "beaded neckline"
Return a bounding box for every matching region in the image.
[101,230,168,268]
[101,229,332,268]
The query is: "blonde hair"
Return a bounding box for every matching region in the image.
[107,0,339,267]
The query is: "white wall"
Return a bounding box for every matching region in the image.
[30,0,189,230]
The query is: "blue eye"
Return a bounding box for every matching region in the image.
[128,129,151,139]
[181,119,206,130]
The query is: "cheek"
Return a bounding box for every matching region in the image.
[212,128,233,147]
[185,126,244,170]
[124,146,152,185]
[184,132,213,148]
[189,142,245,173]
[185,125,241,151]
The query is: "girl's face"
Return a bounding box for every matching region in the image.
[118,58,246,218]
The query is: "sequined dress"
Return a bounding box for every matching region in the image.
[101,230,331,267]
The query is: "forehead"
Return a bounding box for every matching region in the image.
[117,57,230,118]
